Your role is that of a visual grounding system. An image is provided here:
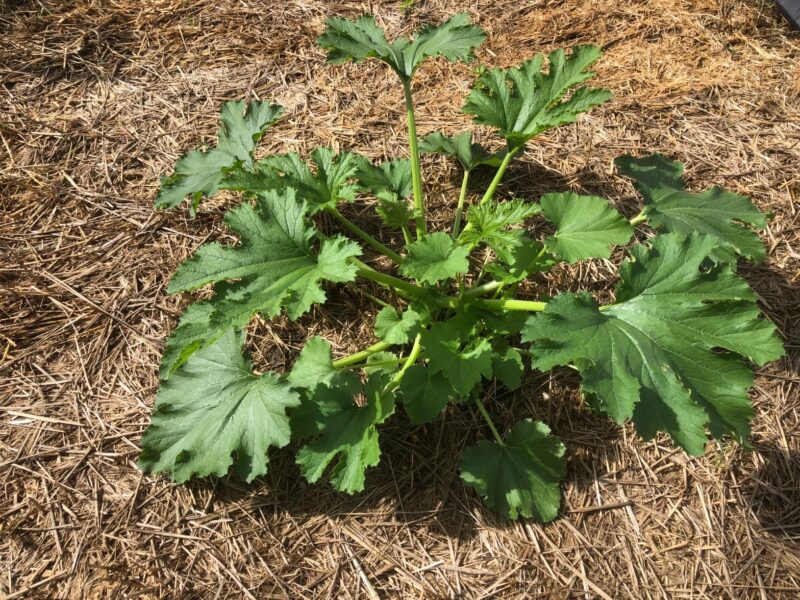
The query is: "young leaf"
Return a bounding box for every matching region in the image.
[461,199,541,258]
[364,351,400,375]
[289,336,337,392]
[460,419,566,521]
[155,100,283,210]
[616,153,767,262]
[463,47,612,147]
[140,329,300,483]
[318,13,485,81]
[399,364,451,424]
[166,189,361,359]
[375,194,414,229]
[422,319,493,397]
[522,233,783,455]
[419,131,503,171]
[484,238,554,285]
[400,231,470,284]
[296,373,396,493]
[540,192,633,262]
[227,148,360,213]
[374,306,421,344]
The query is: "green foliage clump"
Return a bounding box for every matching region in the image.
[142,13,782,521]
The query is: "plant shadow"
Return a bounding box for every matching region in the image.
[740,443,800,537]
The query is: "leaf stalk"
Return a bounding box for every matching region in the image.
[402,79,427,239]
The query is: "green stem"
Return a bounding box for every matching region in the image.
[326,206,404,264]
[352,258,424,298]
[452,169,471,239]
[389,333,422,389]
[403,79,426,239]
[474,298,547,312]
[401,224,413,246]
[474,397,504,445]
[629,209,647,225]
[462,280,504,298]
[332,340,394,368]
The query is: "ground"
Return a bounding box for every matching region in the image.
[2,0,800,598]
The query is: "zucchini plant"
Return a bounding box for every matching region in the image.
[141,13,783,521]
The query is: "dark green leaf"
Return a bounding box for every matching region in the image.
[374,306,422,344]
[419,131,502,171]
[399,364,451,424]
[460,419,566,521]
[400,232,470,284]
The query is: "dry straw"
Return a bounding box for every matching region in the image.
[1,0,799,597]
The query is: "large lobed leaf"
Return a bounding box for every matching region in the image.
[400,231,470,284]
[155,100,283,210]
[226,148,361,213]
[616,153,767,262]
[160,189,361,377]
[460,420,566,521]
[464,46,612,147]
[523,233,783,454]
[140,329,300,482]
[318,13,485,80]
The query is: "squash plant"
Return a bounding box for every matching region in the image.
[140,14,783,521]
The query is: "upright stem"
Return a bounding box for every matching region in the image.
[401,224,413,246]
[326,206,404,264]
[332,340,394,368]
[452,169,471,239]
[474,397,504,445]
[402,79,426,239]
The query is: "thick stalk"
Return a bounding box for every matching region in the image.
[402,79,426,238]
[452,169,471,239]
[325,206,404,264]
[474,397,504,445]
[332,340,394,368]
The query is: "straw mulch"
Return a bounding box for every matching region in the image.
[2,0,799,597]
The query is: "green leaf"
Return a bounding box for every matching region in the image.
[159,301,216,380]
[540,192,633,262]
[484,238,554,285]
[422,319,493,397]
[464,47,612,147]
[227,148,360,213]
[140,329,300,482]
[167,189,361,359]
[318,13,485,81]
[400,231,470,284]
[375,194,414,229]
[374,306,421,344]
[399,364,451,424]
[155,100,283,210]
[296,373,395,493]
[419,131,502,171]
[522,234,783,455]
[364,351,400,375]
[460,419,566,521]
[289,336,337,392]
[462,199,541,258]
[355,157,413,200]
[491,341,525,390]
[616,153,767,262]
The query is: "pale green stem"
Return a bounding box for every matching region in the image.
[352,258,424,298]
[326,206,404,264]
[388,333,423,389]
[452,169,471,239]
[401,224,413,246]
[629,209,647,225]
[402,79,426,238]
[439,296,547,312]
[474,397,504,446]
[332,340,394,368]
